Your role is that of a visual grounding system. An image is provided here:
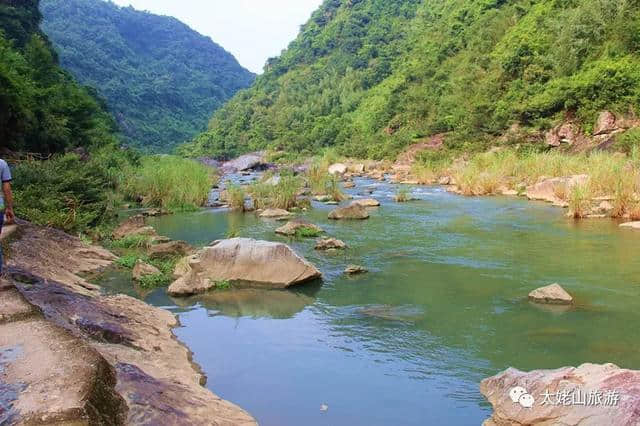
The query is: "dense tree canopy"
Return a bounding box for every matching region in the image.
[0,0,118,154]
[182,0,640,159]
[41,0,255,152]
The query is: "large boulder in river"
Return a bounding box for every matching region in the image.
[528,283,573,305]
[480,363,640,425]
[328,203,370,220]
[168,238,322,296]
[221,151,266,173]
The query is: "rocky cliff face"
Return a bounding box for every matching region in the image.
[0,222,256,425]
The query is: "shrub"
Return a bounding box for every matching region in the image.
[138,273,171,289]
[121,155,213,211]
[12,152,115,233]
[295,226,322,238]
[215,280,232,290]
[116,254,139,269]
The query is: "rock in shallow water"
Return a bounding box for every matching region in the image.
[168,238,322,295]
[275,220,323,236]
[315,238,347,250]
[259,208,292,219]
[328,203,370,220]
[529,283,574,305]
[481,363,640,426]
[132,259,160,281]
[351,198,380,207]
[345,265,367,275]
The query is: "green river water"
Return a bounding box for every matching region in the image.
[101,177,640,425]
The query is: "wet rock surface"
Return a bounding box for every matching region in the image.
[1,223,257,425]
[328,203,370,220]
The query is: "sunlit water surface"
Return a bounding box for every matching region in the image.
[100,178,640,425]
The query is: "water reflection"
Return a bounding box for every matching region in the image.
[170,284,321,319]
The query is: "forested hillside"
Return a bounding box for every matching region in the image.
[41,0,255,152]
[183,0,640,159]
[0,0,118,153]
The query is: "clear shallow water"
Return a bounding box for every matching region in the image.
[105,179,640,425]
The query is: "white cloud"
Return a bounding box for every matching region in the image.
[109,0,323,73]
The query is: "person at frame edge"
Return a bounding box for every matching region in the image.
[0,158,16,275]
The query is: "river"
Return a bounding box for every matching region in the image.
[101,177,640,425]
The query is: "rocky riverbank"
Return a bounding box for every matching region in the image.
[0,221,256,425]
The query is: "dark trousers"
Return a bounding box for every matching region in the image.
[0,213,4,274]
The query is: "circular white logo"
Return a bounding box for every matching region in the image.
[509,387,535,408]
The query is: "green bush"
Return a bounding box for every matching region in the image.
[121,155,213,211]
[615,128,640,154]
[12,152,116,233]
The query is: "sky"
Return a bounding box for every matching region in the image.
[110,0,323,74]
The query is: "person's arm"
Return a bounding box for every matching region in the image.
[3,181,14,224]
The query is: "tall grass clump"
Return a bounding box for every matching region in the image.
[395,187,411,202]
[122,155,213,211]
[226,184,247,211]
[272,176,302,209]
[446,149,635,202]
[568,184,591,218]
[412,150,452,184]
[247,176,303,210]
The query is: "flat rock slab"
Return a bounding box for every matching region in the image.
[529,283,574,305]
[8,269,256,425]
[620,221,640,229]
[260,208,292,219]
[0,288,38,324]
[169,238,322,295]
[351,198,381,207]
[0,318,126,424]
[481,363,640,425]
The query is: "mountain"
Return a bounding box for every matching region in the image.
[0,0,118,154]
[182,0,640,159]
[40,0,255,152]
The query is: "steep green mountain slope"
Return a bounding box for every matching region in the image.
[0,0,118,153]
[183,0,640,159]
[41,0,255,152]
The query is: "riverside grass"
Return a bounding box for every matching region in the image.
[122,155,214,211]
[413,149,640,215]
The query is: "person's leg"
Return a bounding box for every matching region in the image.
[0,213,4,274]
